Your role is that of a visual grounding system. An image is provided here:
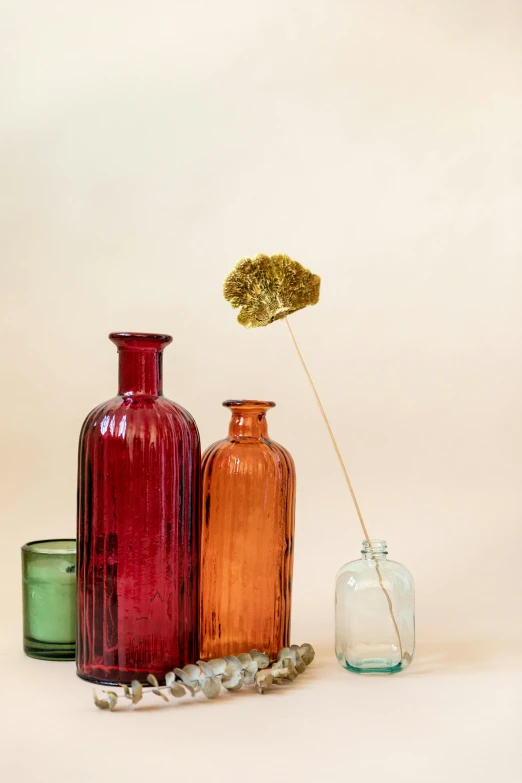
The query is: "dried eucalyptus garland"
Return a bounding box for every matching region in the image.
[93,643,315,711]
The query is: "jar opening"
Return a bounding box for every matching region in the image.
[362,539,388,555]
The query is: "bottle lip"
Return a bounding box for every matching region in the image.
[109,332,173,349]
[223,399,276,409]
[362,539,388,553]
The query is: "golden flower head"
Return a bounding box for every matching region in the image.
[223,254,321,328]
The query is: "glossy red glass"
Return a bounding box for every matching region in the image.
[200,400,296,660]
[76,333,201,685]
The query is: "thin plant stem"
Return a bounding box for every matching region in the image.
[283,315,403,659]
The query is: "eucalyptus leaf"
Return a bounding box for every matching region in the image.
[174,667,190,685]
[241,671,255,687]
[202,677,221,699]
[147,674,159,688]
[293,651,306,674]
[105,691,119,710]
[225,680,243,692]
[273,659,298,683]
[93,690,111,710]
[165,672,175,688]
[120,683,132,699]
[249,650,270,669]
[174,668,199,696]
[174,663,202,696]
[223,655,242,675]
[95,690,118,710]
[298,643,315,666]
[131,681,143,704]
[206,658,227,676]
[254,670,273,694]
[241,657,259,686]
[238,653,258,684]
[282,659,298,680]
[221,670,243,690]
[196,660,215,678]
[241,665,258,686]
[169,682,187,698]
[183,664,204,687]
[277,647,294,663]
[174,669,199,696]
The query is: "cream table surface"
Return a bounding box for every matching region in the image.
[1,628,520,783]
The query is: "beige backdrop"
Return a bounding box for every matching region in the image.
[1,2,521,781]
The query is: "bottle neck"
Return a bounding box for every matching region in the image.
[228,411,269,440]
[361,539,388,561]
[109,332,172,397]
[224,399,275,441]
[118,348,163,396]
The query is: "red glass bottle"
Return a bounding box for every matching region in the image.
[76,333,201,685]
[199,400,296,660]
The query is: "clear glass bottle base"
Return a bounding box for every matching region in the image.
[24,637,75,661]
[340,657,408,674]
[336,644,413,674]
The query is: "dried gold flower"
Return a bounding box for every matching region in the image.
[223,254,321,328]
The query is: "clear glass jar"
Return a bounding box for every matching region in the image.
[335,540,415,674]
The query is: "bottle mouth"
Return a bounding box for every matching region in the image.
[362,539,388,555]
[109,332,173,350]
[223,400,276,409]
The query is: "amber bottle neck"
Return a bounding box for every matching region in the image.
[224,401,275,441]
[228,410,269,440]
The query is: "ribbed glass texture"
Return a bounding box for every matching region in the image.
[335,540,415,674]
[199,400,296,660]
[76,333,201,685]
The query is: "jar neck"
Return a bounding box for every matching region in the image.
[109,332,172,397]
[361,539,388,561]
[224,399,276,441]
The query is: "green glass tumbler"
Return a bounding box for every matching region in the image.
[22,539,76,661]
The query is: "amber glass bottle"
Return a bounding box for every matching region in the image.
[200,400,296,660]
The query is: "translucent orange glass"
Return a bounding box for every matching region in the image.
[200,400,296,660]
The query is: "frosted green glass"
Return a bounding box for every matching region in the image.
[22,539,76,660]
[335,540,415,674]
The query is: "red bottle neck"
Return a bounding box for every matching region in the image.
[119,348,163,396]
[109,332,172,397]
